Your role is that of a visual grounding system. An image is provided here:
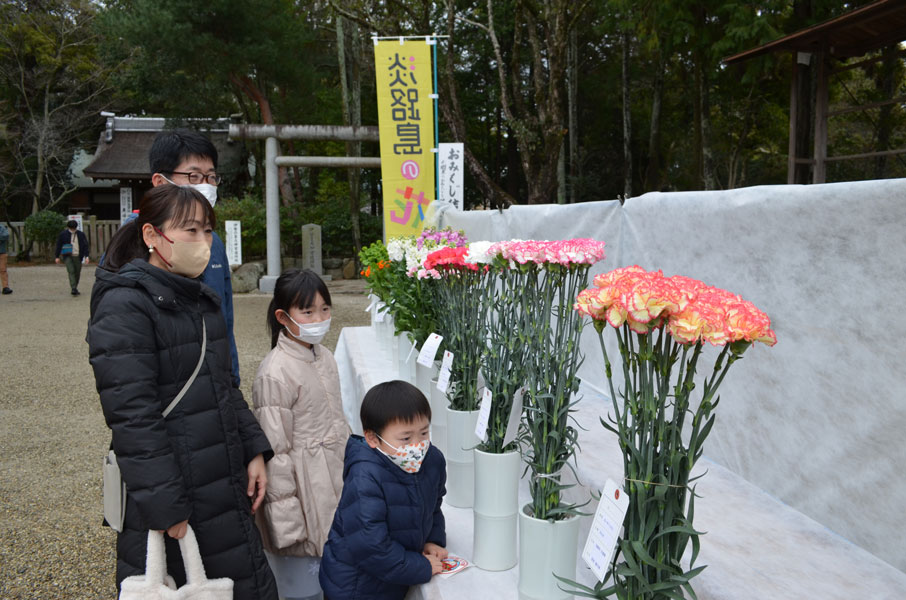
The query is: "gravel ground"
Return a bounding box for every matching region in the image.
[0,264,369,599]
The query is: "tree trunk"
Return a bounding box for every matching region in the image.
[621,30,632,199]
[700,70,716,190]
[874,45,898,179]
[337,15,363,269]
[567,25,578,203]
[442,0,516,208]
[645,52,664,192]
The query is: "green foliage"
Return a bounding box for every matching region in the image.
[214,176,382,261]
[24,210,66,244]
[213,193,267,258]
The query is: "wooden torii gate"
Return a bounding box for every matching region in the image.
[723,0,906,184]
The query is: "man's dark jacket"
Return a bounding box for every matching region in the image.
[54,228,90,258]
[87,259,277,600]
[319,435,446,600]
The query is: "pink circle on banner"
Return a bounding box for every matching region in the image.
[401,160,420,180]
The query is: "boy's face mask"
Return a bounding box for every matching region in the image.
[376,436,430,473]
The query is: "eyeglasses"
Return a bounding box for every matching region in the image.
[168,171,222,185]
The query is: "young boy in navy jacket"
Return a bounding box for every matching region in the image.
[319,380,447,600]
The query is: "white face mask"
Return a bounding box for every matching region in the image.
[285,315,331,345]
[191,183,218,207]
[162,176,218,207]
[376,436,430,473]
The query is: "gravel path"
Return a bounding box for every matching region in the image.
[0,265,369,599]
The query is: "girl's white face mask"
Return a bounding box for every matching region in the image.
[376,436,430,473]
[286,315,331,345]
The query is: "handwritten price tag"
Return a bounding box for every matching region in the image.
[474,388,494,442]
[436,351,454,393]
[417,333,443,367]
[582,479,629,582]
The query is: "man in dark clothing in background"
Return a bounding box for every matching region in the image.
[55,220,90,295]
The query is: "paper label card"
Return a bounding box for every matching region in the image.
[374,302,386,322]
[438,555,470,578]
[417,333,443,367]
[474,388,493,442]
[501,387,526,448]
[582,479,629,582]
[436,351,454,393]
[365,294,377,312]
[477,370,486,391]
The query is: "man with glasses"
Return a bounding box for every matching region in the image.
[149,129,241,387]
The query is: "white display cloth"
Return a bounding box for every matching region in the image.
[439,180,906,574]
[336,326,906,598]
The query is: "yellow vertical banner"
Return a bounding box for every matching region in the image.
[374,39,436,239]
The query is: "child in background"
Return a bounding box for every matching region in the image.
[319,380,447,600]
[253,268,350,600]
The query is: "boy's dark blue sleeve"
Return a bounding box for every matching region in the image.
[342,470,433,585]
[427,453,447,547]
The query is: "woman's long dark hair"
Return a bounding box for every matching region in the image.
[102,185,215,273]
[267,268,332,348]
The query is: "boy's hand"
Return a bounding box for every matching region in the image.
[423,542,448,560]
[425,553,443,575]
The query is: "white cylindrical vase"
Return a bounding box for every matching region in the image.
[429,377,447,456]
[517,505,580,600]
[473,449,520,571]
[415,359,438,400]
[445,408,480,508]
[397,334,415,383]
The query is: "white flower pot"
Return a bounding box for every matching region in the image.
[444,408,480,508]
[518,505,580,600]
[429,377,447,456]
[397,333,415,383]
[473,449,520,571]
[415,359,438,400]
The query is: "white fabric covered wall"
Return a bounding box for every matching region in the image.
[437,179,906,572]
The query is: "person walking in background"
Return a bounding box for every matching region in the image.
[0,222,11,294]
[87,184,278,600]
[149,128,241,387]
[252,268,350,600]
[54,220,90,295]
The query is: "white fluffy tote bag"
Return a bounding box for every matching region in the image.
[119,525,233,600]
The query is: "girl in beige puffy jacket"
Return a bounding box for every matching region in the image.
[252,269,351,599]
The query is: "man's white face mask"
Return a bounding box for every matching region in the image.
[162,176,218,207]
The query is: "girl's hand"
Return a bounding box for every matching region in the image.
[423,542,448,560]
[165,520,188,539]
[425,553,443,575]
[247,453,267,514]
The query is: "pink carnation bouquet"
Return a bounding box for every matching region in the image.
[484,238,607,521]
[570,266,776,599]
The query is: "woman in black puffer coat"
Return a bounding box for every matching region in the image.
[87,185,278,600]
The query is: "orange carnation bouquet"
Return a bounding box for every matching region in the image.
[569,266,776,599]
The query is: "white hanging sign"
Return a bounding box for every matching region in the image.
[417,333,443,367]
[438,143,464,210]
[436,351,454,393]
[474,388,494,442]
[225,220,242,266]
[501,386,525,448]
[66,214,84,231]
[119,187,133,224]
[582,479,630,582]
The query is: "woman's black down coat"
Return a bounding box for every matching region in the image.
[87,259,278,600]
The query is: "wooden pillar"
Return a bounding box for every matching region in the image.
[813,49,829,183]
[788,53,799,184]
